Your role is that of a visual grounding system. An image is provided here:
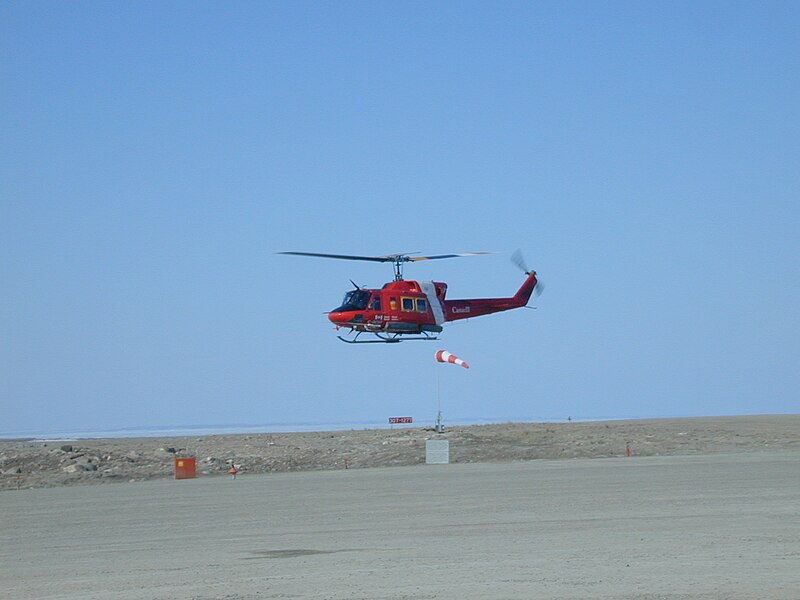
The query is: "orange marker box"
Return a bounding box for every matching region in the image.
[174,457,196,479]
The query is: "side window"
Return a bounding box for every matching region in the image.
[369,295,381,311]
[401,297,414,311]
[416,298,427,312]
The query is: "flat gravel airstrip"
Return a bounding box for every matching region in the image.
[3,452,799,599]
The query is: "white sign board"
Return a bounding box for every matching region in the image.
[425,439,450,464]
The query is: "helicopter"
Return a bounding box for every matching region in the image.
[278,250,543,344]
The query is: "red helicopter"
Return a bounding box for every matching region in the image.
[278,251,543,344]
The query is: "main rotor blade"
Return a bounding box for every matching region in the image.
[279,251,494,263]
[277,251,392,263]
[408,252,494,262]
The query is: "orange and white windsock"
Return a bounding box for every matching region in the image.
[435,350,469,369]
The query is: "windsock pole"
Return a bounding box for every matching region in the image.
[434,350,469,433]
[435,367,443,433]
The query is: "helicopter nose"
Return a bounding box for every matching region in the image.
[328,311,348,325]
[329,310,363,326]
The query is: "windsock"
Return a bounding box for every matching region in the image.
[435,350,469,369]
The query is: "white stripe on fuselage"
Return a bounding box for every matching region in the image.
[419,281,445,325]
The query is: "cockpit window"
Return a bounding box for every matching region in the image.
[336,290,370,311]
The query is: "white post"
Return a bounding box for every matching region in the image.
[435,366,444,433]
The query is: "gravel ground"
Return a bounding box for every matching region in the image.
[2,450,799,599]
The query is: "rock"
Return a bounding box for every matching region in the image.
[75,458,98,471]
[60,445,73,452]
[63,464,83,473]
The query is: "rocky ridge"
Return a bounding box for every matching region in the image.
[2,415,798,490]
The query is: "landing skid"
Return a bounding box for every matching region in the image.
[337,331,439,344]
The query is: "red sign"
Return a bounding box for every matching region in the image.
[389,416,413,424]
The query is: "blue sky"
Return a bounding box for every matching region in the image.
[2,2,798,434]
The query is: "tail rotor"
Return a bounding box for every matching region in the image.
[511,250,544,298]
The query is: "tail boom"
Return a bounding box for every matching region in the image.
[443,271,538,322]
